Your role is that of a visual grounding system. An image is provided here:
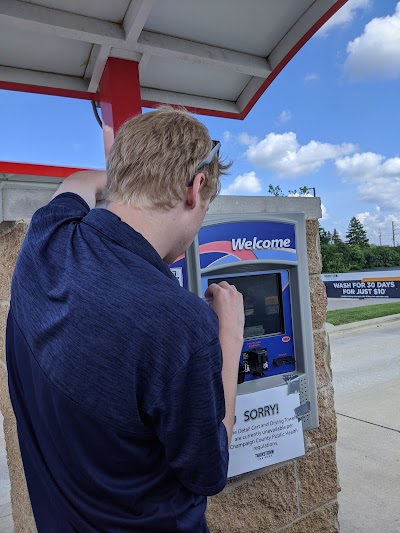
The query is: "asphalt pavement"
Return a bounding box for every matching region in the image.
[328,297,400,311]
[330,320,400,533]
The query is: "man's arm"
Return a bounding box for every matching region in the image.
[52,171,107,210]
[204,282,244,445]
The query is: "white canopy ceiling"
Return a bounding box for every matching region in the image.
[0,0,347,117]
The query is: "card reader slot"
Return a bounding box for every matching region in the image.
[273,356,295,366]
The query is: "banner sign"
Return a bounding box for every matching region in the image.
[228,386,305,477]
[322,271,400,298]
[199,220,297,269]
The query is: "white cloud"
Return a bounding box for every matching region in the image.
[246,132,357,177]
[223,131,232,142]
[221,171,262,195]
[321,203,329,221]
[353,208,400,245]
[277,110,292,125]
[317,0,370,36]
[336,152,400,210]
[344,2,400,81]
[238,132,258,146]
[288,189,329,220]
[304,72,320,82]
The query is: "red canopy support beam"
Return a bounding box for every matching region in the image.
[99,58,142,157]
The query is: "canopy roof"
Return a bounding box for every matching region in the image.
[0,0,347,220]
[0,0,347,118]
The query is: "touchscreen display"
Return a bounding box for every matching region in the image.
[209,273,284,339]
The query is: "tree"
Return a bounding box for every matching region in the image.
[298,186,314,196]
[268,184,313,196]
[346,217,369,246]
[288,186,313,196]
[319,224,332,245]
[331,229,342,244]
[268,184,284,196]
[365,246,400,268]
[321,244,349,273]
[348,244,366,270]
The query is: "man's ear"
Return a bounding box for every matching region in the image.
[186,172,206,208]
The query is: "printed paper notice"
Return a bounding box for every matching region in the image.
[228,386,305,477]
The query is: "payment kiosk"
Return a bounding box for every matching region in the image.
[170,211,318,475]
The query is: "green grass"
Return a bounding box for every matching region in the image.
[326,301,400,326]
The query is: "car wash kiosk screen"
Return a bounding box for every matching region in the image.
[200,219,296,383]
[208,270,293,381]
[198,216,317,476]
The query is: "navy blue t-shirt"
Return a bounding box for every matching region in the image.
[6,193,228,532]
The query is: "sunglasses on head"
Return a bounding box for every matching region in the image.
[196,140,221,171]
[186,140,221,187]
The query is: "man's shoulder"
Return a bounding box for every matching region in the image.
[20,193,89,257]
[30,192,90,227]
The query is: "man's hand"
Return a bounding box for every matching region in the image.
[205,282,244,342]
[52,170,107,210]
[205,282,244,445]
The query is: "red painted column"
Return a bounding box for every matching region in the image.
[99,58,142,157]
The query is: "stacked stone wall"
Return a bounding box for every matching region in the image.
[0,221,36,532]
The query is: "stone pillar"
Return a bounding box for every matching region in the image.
[0,221,36,533]
[206,216,339,532]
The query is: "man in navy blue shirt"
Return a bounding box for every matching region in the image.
[6,107,244,532]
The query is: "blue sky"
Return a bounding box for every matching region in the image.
[1,0,400,245]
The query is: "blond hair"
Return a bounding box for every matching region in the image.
[105,106,230,209]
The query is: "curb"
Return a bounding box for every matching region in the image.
[326,313,400,335]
